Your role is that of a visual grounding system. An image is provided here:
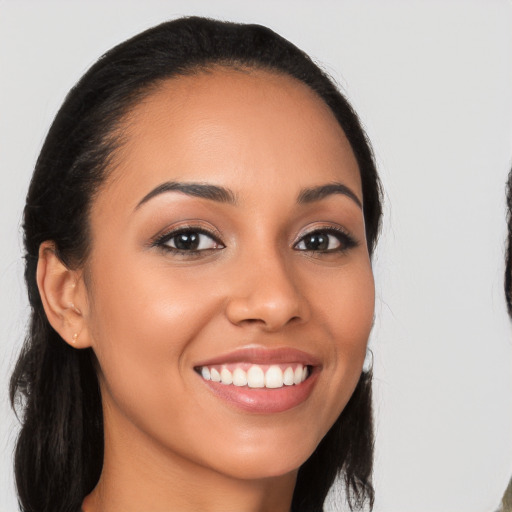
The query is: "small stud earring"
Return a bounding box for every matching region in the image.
[72,333,78,344]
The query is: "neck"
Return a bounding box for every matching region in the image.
[82,399,297,512]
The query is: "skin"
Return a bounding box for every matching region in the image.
[38,68,375,512]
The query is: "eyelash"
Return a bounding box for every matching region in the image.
[152,225,358,256]
[152,226,225,256]
[294,226,358,254]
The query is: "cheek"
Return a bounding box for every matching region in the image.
[306,259,374,419]
[337,263,374,371]
[335,268,374,359]
[85,251,219,414]
[309,258,374,353]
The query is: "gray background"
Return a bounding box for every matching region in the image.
[1,1,512,511]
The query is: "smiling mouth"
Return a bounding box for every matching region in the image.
[195,363,311,389]
[193,347,320,413]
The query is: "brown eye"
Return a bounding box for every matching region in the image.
[170,232,202,251]
[157,229,224,252]
[298,233,335,251]
[294,229,357,252]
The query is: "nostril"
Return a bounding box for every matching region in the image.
[237,318,265,326]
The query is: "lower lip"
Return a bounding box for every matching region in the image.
[199,369,319,413]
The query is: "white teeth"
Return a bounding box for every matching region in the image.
[199,363,310,388]
[283,366,294,386]
[293,365,303,385]
[232,367,248,387]
[265,365,283,388]
[220,368,233,385]
[247,366,265,388]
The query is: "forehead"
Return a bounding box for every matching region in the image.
[99,67,362,209]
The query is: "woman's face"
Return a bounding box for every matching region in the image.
[82,68,374,480]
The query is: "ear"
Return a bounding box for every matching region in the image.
[37,241,92,348]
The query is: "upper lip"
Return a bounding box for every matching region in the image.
[194,346,321,368]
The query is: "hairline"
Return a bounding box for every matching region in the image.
[92,60,362,218]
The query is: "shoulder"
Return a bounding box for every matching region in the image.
[499,478,512,512]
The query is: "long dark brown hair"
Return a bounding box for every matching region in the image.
[10,17,383,512]
[505,167,512,316]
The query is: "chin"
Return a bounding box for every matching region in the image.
[205,435,318,481]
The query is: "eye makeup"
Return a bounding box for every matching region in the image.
[293,225,358,254]
[151,224,225,257]
[149,218,358,261]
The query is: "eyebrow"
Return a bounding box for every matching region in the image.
[135,181,237,209]
[135,180,362,210]
[297,182,362,209]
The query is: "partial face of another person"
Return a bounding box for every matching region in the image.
[81,68,375,480]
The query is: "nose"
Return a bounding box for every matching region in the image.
[224,252,310,331]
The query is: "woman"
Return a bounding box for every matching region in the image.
[10,17,382,512]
